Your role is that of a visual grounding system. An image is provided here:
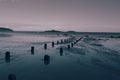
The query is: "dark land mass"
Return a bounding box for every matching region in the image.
[0,28,120,37]
[0,27,14,32]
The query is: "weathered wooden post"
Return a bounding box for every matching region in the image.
[44,55,50,65]
[76,40,78,43]
[44,43,47,50]
[5,51,10,59]
[61,40,63,43]
[71,43,74,47]
[5,51,10,62]
[52,41,54,47]
[8,74,16,80]
[31,46,34,54]
[68,45,70,49]
[57,41,59,44]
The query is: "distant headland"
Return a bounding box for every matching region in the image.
[0,27,14,32]
[0,27,119,34]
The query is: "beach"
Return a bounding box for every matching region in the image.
[0,32,120,80]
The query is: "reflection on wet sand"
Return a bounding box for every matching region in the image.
[60,48,63,56]
[60,52,63,56]
[5,57,11,63]
[8,74,16,80]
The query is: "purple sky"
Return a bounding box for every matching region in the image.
[0,0,120,32]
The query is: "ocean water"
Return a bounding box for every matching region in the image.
[0,32,120,80]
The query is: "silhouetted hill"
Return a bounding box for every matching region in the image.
[0,27,14,32]
[44,30,63,33]
[67,31,77,33]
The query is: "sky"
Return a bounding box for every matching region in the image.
[0,0,120,32]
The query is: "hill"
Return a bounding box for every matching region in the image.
[0,27,14,32]
[44,30,63,33]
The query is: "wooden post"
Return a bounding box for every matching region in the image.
[8,74,16,80]
[31,46,34,54]
[5,51,10,59]
[44,55,50,65]
[76,40,78,43]
[52,42,54,47]
[57,41,59,44]
[68,45,70,49]
[44,44,47,50]
[5,51,10,63]
[71,43,74,47]
[61,40,63,43]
